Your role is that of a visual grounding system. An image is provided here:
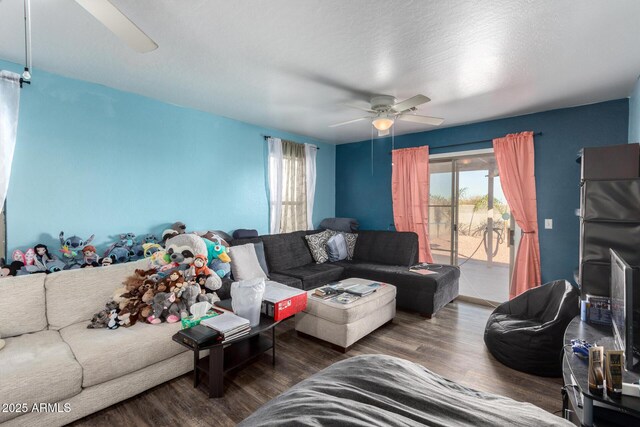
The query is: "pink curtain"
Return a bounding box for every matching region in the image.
[392,146,434,263]
[493,131,542,299]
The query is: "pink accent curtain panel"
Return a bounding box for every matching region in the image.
[392,146,434,263]
[493,131,542,299]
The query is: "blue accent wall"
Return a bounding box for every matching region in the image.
[1,60,335,253]
[336,99,629,283]
[630,76,640,143]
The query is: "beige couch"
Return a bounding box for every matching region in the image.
[0,260,198,426]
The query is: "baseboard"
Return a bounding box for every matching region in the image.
[456,294,501,308]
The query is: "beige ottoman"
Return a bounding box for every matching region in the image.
[295,278,396,352]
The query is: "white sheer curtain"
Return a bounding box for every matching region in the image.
[267,137,283,234]
[0,71,21,211]
[304,143,317,229]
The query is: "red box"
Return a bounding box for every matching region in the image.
[261,282,308,321]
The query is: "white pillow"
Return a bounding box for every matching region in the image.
[229,244,268,281]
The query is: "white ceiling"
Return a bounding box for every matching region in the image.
[1,0,639,144]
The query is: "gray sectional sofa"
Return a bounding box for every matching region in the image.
[228,230,460,318]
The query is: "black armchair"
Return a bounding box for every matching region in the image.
[484,280,580,377]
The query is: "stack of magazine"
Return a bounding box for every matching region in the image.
[201,312,251,343]
[313,281,384,304]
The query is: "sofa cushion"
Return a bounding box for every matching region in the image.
[0,330,82,423]
[229,243,268,281]
[59,321,185,387]
[0,273,47,338]
[275,263,344,290]
[268,273,304,289]
[46,259,149,330]
[305,229,336,263]
[353,231,418,266]
[261,231,314,271]
[303,278,397,324]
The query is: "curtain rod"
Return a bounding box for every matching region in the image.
[388,132,543,154]
[263,135,320,150]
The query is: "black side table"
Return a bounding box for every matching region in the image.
[172,299,279,398]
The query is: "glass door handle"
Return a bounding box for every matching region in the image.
[508,229,515,247]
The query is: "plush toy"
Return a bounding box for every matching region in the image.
[59,232,95,269]
[107,308,120,329]
[178,283,201,318]
[104,233,136,263]
[190,254,212,278]
[82,245,99,265]
[12,248,35,266]
[142,234,160,245]
[198,231,230,248]
[147,292,180,324]
[161,222,187,244]
[24,244,66,273]
[0,259,24,279]
[99,257,114,267]
[170,222,187,235]
[165,270,186,297]
[165,234,222,292]
[142,243,162,258]
[210,258,231,279]
[202,238,231,278]
[87,301,119,329]
[129,244,145,261]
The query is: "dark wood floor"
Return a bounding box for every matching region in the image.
[71,300,563,426]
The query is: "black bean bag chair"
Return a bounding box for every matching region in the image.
[484,280,580,377]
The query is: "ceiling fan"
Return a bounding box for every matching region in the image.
[329,94,444,137]
[75,0,158,53]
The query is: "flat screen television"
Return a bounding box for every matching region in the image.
[610,249,639,371]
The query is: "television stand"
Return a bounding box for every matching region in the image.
[562,316,640,426]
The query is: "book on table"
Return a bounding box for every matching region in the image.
[409,263,438,275]
[201,312,251,342]
[333,293,360,304]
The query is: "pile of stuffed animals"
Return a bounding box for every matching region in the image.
[0,221,233,282]
[86,225,233,329]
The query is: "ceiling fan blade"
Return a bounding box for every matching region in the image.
[392,95,431,112]
[75,0,158,53]
[328,117,369,128]
[378,129,390,137]
[398,114,444,126]
[344,103,376,113]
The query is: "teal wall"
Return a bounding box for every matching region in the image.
[630,75,640,143]
[1,60,335,253]
[336,99,629,284]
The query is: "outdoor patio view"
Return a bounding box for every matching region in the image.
[429,157,511,303]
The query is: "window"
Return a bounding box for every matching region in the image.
[268,138,317,234]
[280,140,307,233]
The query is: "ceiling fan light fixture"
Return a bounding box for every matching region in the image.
[372,116,394,131]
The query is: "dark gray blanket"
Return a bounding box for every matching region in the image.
[240,354,570,427]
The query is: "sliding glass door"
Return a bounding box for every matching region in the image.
[429,152,516,303]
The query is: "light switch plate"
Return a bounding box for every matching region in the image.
[545,219,553,229]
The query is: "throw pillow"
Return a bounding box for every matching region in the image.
[305,230,335,264]
[253,241,269,276]
[229,244,268,281]
[343,232,357,260]
[326,233,348,262]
